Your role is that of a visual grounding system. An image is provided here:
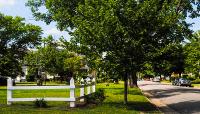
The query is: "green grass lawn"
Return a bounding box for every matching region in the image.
[0,82,159,114]
[192,84,200,87]
[160,80,171,84]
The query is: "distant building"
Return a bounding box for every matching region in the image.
[15,65,27,82]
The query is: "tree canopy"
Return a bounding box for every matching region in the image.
[24,36,86,82]
[184,30,200,77]
[27,0,200,104]
[0,13,42,78]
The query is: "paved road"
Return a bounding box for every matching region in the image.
[138,81,200,114]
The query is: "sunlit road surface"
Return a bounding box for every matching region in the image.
[138,81,200,114]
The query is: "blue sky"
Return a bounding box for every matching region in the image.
[0,0,71,41]
[0,0,199,41]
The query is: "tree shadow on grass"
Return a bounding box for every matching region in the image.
[75,100,158,113]
[104,101,158,113]
[126,101,158,112]
[0,89,6,91]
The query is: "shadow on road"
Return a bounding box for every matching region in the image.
[146,87,200,99]
[139,82,200,113]
[167,100,200,113]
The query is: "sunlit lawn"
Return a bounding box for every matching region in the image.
[160,80,171,84]
[192,84,200,87]
[0,82,159,114]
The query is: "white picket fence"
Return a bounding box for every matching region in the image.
[7,77,96,107]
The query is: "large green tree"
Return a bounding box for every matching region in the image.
[151,43,185,79]
[25,36,85,83]
[0,13,42,78]
[27,0,200,104]
[184,30,200,78]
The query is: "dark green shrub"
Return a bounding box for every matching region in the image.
[85,88,105,104]
[34,98,47,108]
[26,74,35,82]
[187,76,195,81]
[0,77,7,86]
[108,79,114,83]
[96,78,104,83]
[182,74,188,79]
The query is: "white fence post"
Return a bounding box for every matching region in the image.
[7,77,12,105]
[70,77,75,107]
[86,77,91,95]
[80,78,84,102]
[92,78,96,93]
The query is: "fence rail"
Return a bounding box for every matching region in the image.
[7,86,74,90]
[7,77,96,107]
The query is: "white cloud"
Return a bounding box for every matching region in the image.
[0,0,15,7]
[43,27,71,41]
[44,28,63,35]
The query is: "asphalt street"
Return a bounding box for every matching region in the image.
[138,81,200,114]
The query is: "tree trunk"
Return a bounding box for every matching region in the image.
[169,74,172,82]
[159,75,162,81]
[124,72,128,105]
[179,72,182,78]
[53,76,55,81]
[131,71,138,87]
[129,74,133,87]
[12,79,16,86]
[114,78,119,84]
[60,76,63,83]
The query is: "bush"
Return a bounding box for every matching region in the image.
[85,88,105,104]
[192,79,200,84]
[182,74,188,79]
[96,78,104,83]
[26,74,35,82]
[187,76,195,81]
[0,77,7,86]
[34,98,47,108]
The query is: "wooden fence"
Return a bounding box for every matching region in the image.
[7,77,96,107]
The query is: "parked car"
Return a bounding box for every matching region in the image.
[172,78,191,87]
[178,78,191,86]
